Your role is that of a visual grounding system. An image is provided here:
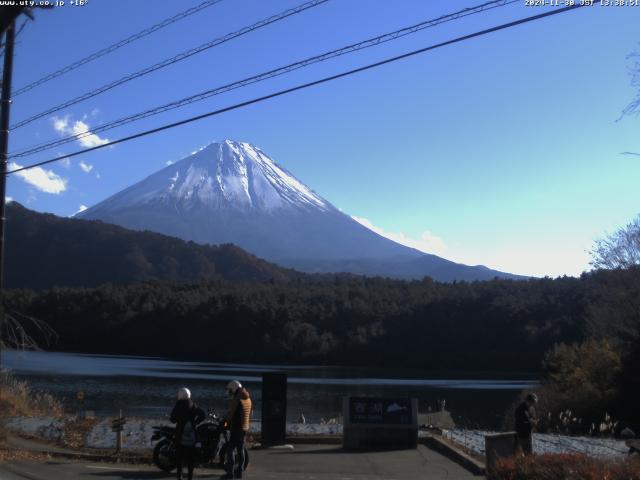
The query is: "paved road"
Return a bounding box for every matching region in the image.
[0,444,481,479]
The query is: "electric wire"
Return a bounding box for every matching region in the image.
[6,3,586,176]
[11,0,226,97]
[9,0,329,130]
[10,0,518,159]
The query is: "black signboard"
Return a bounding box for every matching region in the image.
[349,397,413,425]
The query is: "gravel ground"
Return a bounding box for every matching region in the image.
[6,416,343,451]
[443,429,630,458]
[5,418,64,441]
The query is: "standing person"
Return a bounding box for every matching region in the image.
[222,380,252,479]
[170,387,205,480]
[514,393,538,455]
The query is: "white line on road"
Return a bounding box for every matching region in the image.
[85,465,132,471]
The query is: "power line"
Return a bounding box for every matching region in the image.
[6,3,587,176]
[10,0,517,157]
[11,0,225,97]
[10,0,329,130]
[10,0,518,159]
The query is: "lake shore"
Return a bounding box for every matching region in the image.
[2,349,535,429]
[3,415,631,460]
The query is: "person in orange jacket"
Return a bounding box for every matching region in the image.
[221,380,252,479]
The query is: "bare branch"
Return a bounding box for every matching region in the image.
[590,215,640,270]
[0,309,57,350]
[621,46,640,118]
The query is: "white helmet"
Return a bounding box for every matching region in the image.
[226,380,242,397]
[177,387,191,400]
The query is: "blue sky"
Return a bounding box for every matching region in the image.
[5,0,640,277]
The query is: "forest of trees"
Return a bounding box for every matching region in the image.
[4,269,634,373]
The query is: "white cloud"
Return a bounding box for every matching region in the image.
[166,159,176,166]
[72,120,109,148]
[446,244,591,279]
[350,216,592,278]
[8,162,67,194]
[79,160,93,173]
[59,157,71,168]
[52,115,109,148]
[72,204,88,216]
[52,115,69,133]
[6,196,13,203]
[351,216,448,256]
[95,172,101,180]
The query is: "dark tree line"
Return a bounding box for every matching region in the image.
[6,270,630,374]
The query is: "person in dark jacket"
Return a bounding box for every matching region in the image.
[514,393,538,455]
[221,380,252,479]
[170,387,205,480]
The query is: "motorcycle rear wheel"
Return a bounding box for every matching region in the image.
[153,438,177,472]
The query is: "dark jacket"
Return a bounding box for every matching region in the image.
[170,399,205,443]
[225,388,252,432]
[515,401,537,436]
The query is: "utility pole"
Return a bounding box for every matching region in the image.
[0,20,15,350]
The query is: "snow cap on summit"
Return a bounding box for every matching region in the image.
[83,140,331,214]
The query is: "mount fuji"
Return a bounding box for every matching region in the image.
[78,140,522,281]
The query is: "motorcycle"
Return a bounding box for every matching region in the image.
[151,411,250,473]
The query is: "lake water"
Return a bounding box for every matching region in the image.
[1,350,537,429]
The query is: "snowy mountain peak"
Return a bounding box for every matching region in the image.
[89,140,331,214]
[76,139,523,281]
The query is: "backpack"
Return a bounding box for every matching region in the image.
[180,420,197,447]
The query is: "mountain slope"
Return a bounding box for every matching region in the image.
[285,255,525,282]
[78,139,524,281]
[5,202,301,289]
[79,140,421,263]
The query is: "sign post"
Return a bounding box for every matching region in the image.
[76,390,85,417]
[111,411,126,453]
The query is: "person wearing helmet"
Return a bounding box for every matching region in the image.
[222,380,252,479]
[514,392,539,455]
[170,387,205,480]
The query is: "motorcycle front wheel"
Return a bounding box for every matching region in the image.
[153,438,177,472]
